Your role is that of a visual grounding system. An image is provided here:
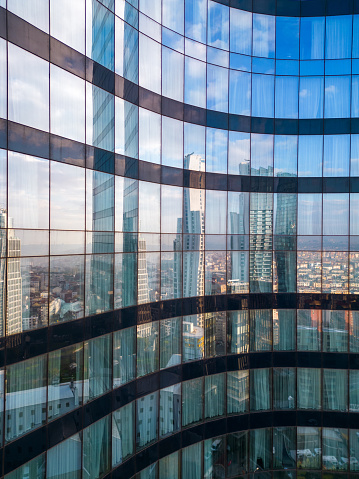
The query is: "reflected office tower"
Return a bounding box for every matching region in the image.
[0,210,22,336]
[182,154,205,298]
[122,178,138,308]
[274,192,297,292]
[137,236,149,304]
[87,0,115,315]
[250,193,273,292]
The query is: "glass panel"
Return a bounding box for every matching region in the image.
[182,377,203,427]
[47,434,82,479]
[297,194,322,235]
[8,152,49,229]
[5,355,46,442]
[86,0,114,70]
[206,128,228,174]
[250,309,272,351]
[276,17,299,59]
[249,428,272,471]
[115,98,138,158]
[273,427,296,470]
[206,190,226,234]
[273,368,296,410]
[325,76,350,118]
[251,134,273,176]
[297,427,321,469]
[297,369,321,410]
[162,46,184,102]
[227,310,249,354]
[322,427,348,471]
[139,34,161,94]
[274,135,297,177]
[227,370,249,414]
[160,385,181,437]
[161,117,183,168]
[323,135,350,177]
[298,136,323,177]
[275,77,298,119]
[252,74,274,118]
[207,64,228,112]
[113,327,135,387]
[250,369,272,411]
[322,310,348,352]
[230,9,251,55]
[297,251,322,293]
[85,254,113,315]
[5,454,45,479]
[182,443,202,478]
[228,132,250,175]
[48,343,83,421]
[136,392,158,449]
[50,162,85,230]
[297,310,321,351]
[300,17,325,60]
[8,0,49,32]
[50,66,85,143]
[205,373,225,419]
[323,369,348,411]
[299,77,324,119]
[253,14,275,58]
[50,0,85,53]
[228,431,248,476]
[137,321,159,377]
[184,56,206,108]
[326,16,352,59]
[86,83,114,152]
[112,402,134,465]
[163,0,183,34]
[183,314,204,362]
[160,317,181,368]
[207,0,228,49]
[159,452,179,479]
[83,416,111,479]
[273,310,295,351]
[204,435,225,478]
[84,335,112,403]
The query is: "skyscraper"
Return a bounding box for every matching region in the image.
[1,0,359,478]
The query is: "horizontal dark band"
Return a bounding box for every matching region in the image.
[4,372,359,477]
[2,292,359,368]
[3,120,359,194]
[214,0,359,17]
[1,8,358,140]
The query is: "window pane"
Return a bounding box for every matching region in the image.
[83,416,111,479]
[113,327,135,387]
[6,355,46,442]
[136,392,158,449]
[8,44,49,131]
[112,402,134,465]
[47,434,82,479]
[84,335,112,402]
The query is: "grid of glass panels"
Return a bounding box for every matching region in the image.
[1,0,359,478]
[9,426,359,478]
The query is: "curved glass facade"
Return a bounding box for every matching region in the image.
[1,0,359,478]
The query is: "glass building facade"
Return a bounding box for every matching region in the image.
[2,0,359,477]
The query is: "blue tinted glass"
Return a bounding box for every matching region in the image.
[300,17,325,60]
[325,76,351,118]
[275,76,298,119]
[274,136,298,177]
[230,9,252,55]
[353,15,359,58]
[299,77,324,119]
[207,64,228,112]
[298,136,323,177]
[207,1,229,50]
[325,15,352,59]
[253,14,275,58]
[323,135,350,177]
[229,70,251,115]
[252,74,274,117]
[206,128,228,174]
[185,0,207,44]
[352,77,359,118]
[276,17,299,60]
[87,0,114,70]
